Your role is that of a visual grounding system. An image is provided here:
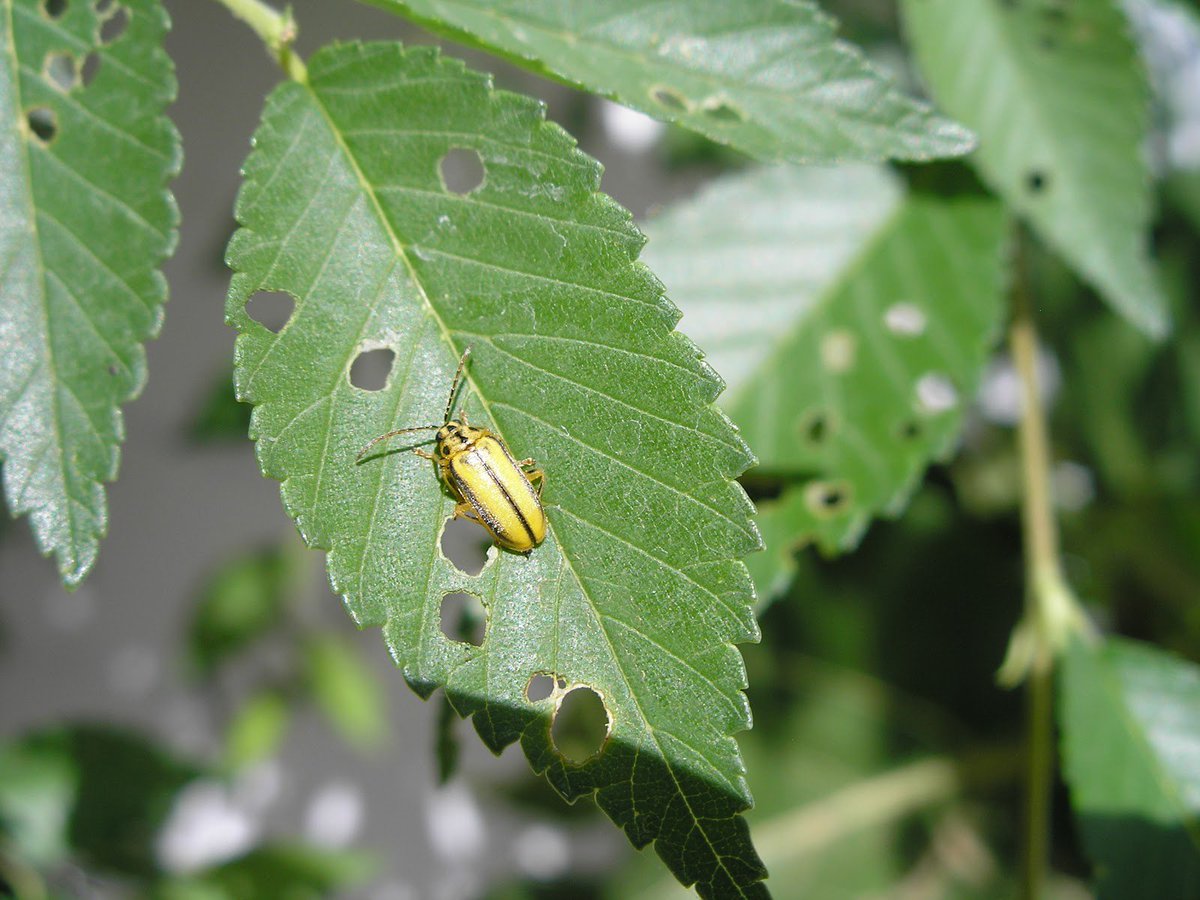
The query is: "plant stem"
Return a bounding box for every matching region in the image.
[210,0,306,82]
[1002,229,1091,900]
[1023,655,1053,900]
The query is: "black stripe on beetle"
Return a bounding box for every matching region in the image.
[478,456,537,545]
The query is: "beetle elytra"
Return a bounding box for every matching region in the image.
[356,348,546,553]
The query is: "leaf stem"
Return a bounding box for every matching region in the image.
[999,227,1092,900]
[210,0,306,82]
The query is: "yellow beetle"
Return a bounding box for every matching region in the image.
[356,348,546,552]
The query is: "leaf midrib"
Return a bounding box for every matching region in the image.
[301,65,756,895]
[389,0,922,131]
[721,188,905,414]
[961,0,1138,278]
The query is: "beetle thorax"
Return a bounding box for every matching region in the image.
[436,419,484,456]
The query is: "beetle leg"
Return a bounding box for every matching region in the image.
[453,501,484,525]
[525,468,546,498]
[413,448,436,460]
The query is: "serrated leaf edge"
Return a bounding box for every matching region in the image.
[227,41,768,896]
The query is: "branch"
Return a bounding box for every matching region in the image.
[211,0,306,82]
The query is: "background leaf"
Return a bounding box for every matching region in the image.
[186,545,296,678]
[224,690,292,770]
[226,43,765,897]
[901,0,1167,338]
[644,166,1008,560]
[0,726,199,879]
[1059,637,1200,897]
[155,845,375,900]
[188,366,252,443]
[0,0,179,584]
[304,635,387,749]
[361,0,974,164]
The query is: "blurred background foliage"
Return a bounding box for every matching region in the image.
[2,0,1199,896]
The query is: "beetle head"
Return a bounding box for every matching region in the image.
[436,420,475,454]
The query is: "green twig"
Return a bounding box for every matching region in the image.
[998,229,1092,900]
[211,0,306,82]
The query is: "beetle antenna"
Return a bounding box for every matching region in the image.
[356,425,440,462]
[443,347,471,424]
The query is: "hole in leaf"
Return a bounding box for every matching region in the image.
[80,52,101,86]
[245,291,294,333]
[916,373,959,414]
[649,85,689,112]
[439,592,485,646]
[884,302,927,337]
[42,0,67,18]
[441,517,490,576]
[45,52,78,91]
[526,673,555,703]
[898,419,922,441]
[800,410,832,446]
[99,5,128,44]
[804,480,851,518]
[349,347,395,391]
[94,0,115,12]
[552,687,609,764]
[820,330,856,373]
[701,97,745,122]
[1026,170,1048,194]
[27,107,57,144]
[439,147,484,195]
[739,475,786,503]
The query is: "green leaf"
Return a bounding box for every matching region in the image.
[901,0,1168,338]
[741,487,809,609]
[156,845,375,900]
[0,732,77,868]
[187,545,295,678]
[434,692,461,784]
[644,166,1008,557]
[224,691,292,770]
[226,43,765,898]
[0,0,180,585]
[304,636,387,749]
[1059,637,1200,898]
[188,365,252,443]
[0,726,199,879]
[361,0,974,164]
[616,659,1018,900]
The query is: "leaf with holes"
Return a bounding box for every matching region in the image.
[226,43,765,898]
[741,486,810,609]
[0,0,179,585]
[1059,638,1200,897]
[901,0,1167,338]
[643,166,1008,561]
[359,0,974,165]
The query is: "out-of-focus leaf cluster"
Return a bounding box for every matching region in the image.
[0,726,371,898]
[187,540,389,768]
